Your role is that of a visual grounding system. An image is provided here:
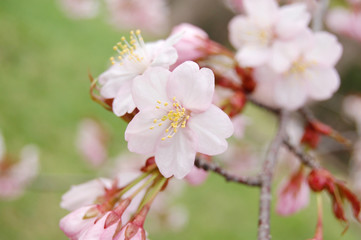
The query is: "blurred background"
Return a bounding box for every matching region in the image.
[1,0,361,239]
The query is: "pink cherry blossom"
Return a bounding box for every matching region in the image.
[76,118,108,167]
[252,31,342,110]
[326,7,361,42]
[58,0,99,19]
[60,178,112,211]
[105,0,169,35]
[276,169,310,216]
[125,61,234,179]
[99,31,178,117]
[185,166,209,186]
[0,143,39,199]
[228,0,311,68]
[170,23,209,69]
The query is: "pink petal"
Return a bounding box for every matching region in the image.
[276,3,311,40]
[228,16,255,49]
[185,166,209,186]
[131,67,170,111]
[155,129,196,179]
[306,68,340,101]
[326,8,350,35]
[125,110,167,155]
[188,105,233,155]
[79,212,116,240]
[59,206,95,239]
[148,40,178,68]
[305,32,343,67]
[168,61,214,112]
[112,81,136,116]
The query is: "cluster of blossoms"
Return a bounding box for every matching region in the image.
[60,0,361,239]
[0,131,39,199]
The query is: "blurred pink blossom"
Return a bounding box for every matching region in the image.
[76,118,108,167]
[326,8,361,43]
[0,134,39,199]
[228,0,311,68]
[125,61,233,179]
[252,31,342,110]
[105,0,169,35]
[99,31,178,117]
[58,0,99,19]
[276,168,310,216]
[185,166,209,186]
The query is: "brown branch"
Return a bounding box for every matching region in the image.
[258,110,289,240]
[283,139,321,169]
[194,157,261,187]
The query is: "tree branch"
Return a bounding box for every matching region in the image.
[258,110,290,240]
[283,139,321,169]
[194,157,261,187]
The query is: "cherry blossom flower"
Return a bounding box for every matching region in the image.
[276,167,310,216]
[228,0,311,68]
[326,7,361,43]
[170,23,209,69]
[252,31,342,110]
[185,166,208,186]
[0,136,39,200]
[125,61,234,179]
[105,0,169,35]
[75,118,108,167]
[98,30,178,117]
[58,0,99,19]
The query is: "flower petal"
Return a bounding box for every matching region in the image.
[155,129,196,179]
[276,3,311,40]
[132,67,170,111]
[236,45,270,67]
[306,68,340,101]
[59,206,95,239]
[112,81,136,116]
[274,74,308,110]
[168,61,214,112]
[125,110,167,155]
[188,105,233,155]
[243,0,278,26]
[148,40,178,68]
[228,16,255,49]
[305,32,343,67]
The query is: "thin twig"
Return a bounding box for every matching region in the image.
[258,110,289,240]
[283,139,321,169]
[194,157,261,187]
[312,0,330,31]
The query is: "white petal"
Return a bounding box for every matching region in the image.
[59,206,95,239]
[155,129,196,179]
[276,3,311,40]
[236,45,270,67]
[168,61,214,112]
[228,16,256,49]
[243,0,278,26]
[132,67,170,111]
[60,178,112,211]
[125,110,167,155]
[188,105,233,155]
[306,68,340,101]
[99,65,135,99]
[112,81,136,116]
[305,32,343,67]
[274,74,308,110]
[148,40,178,68]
